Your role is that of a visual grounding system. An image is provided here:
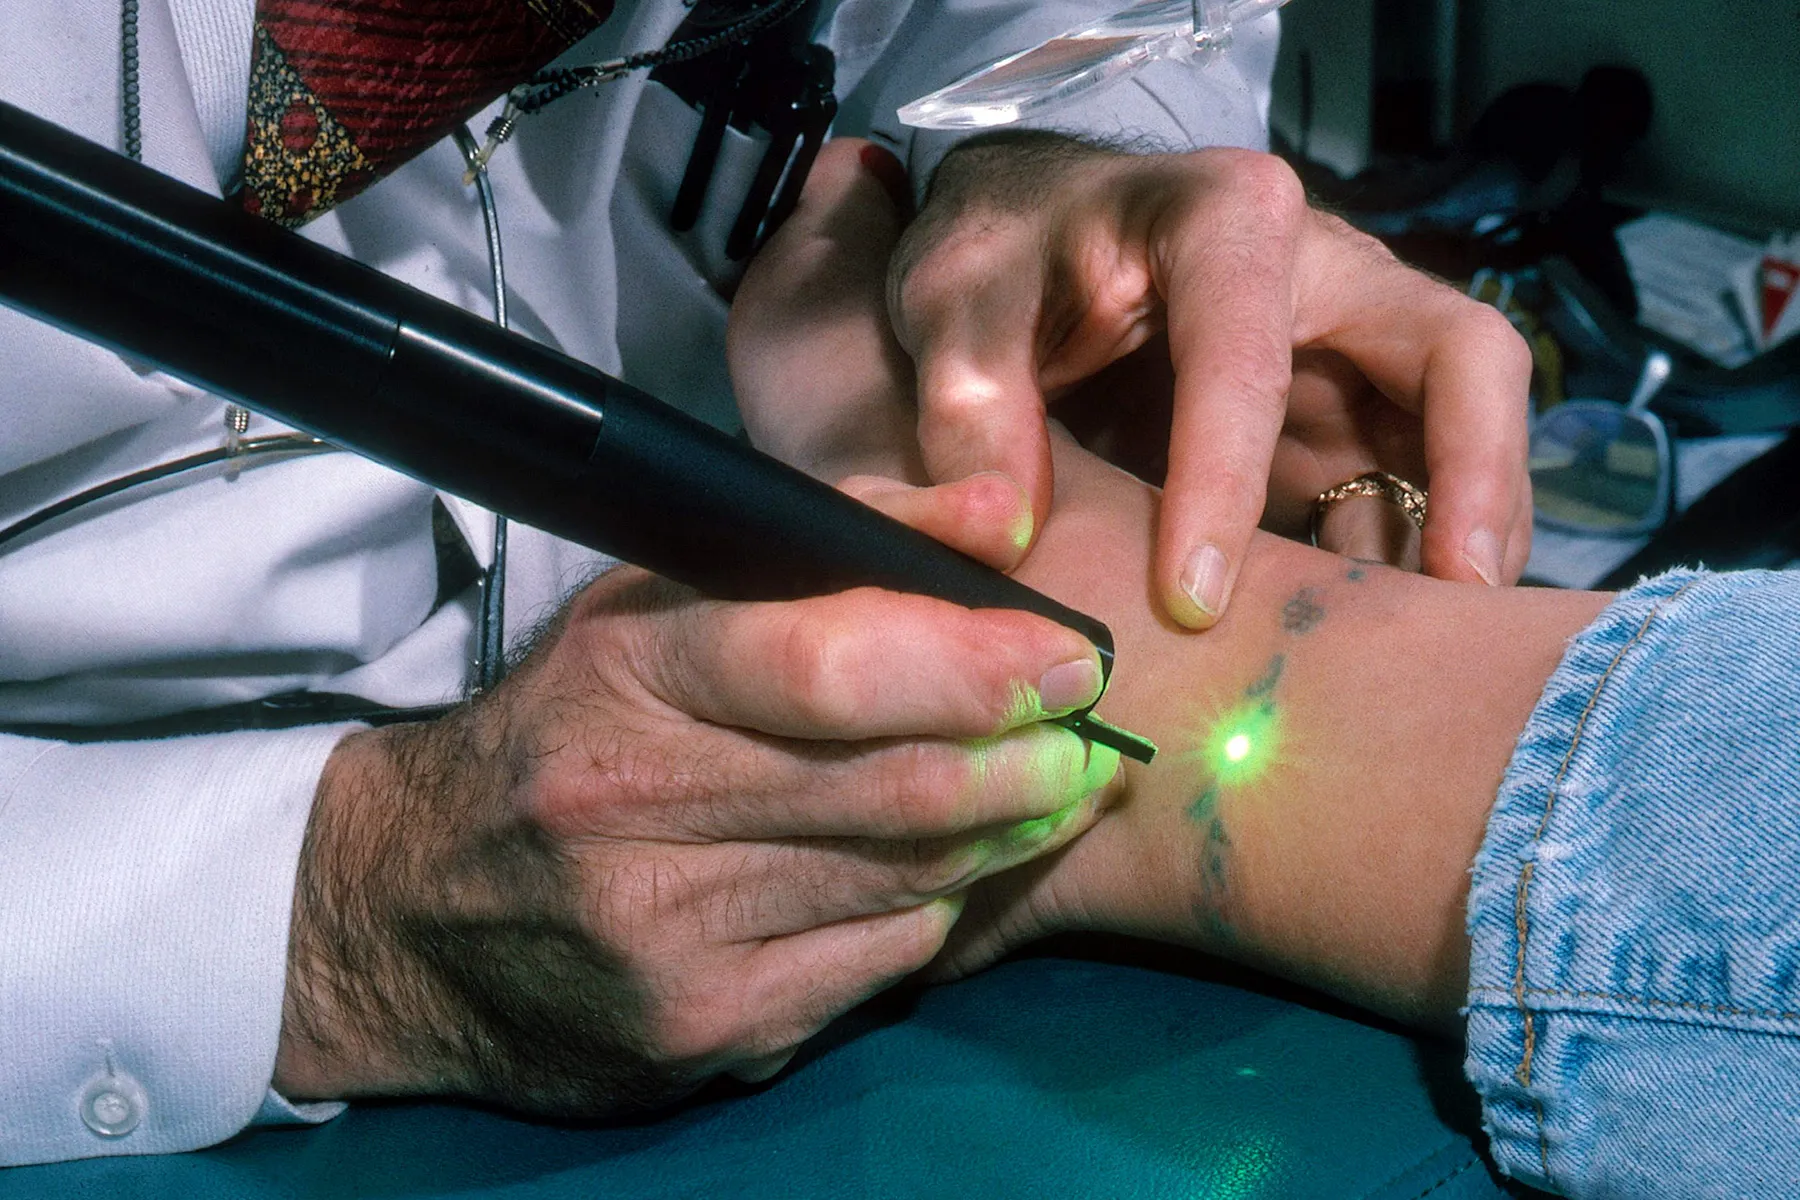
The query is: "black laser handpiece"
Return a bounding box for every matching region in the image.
[0,100,1156,763]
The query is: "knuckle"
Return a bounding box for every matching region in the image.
[589,727,676,812]
[1207,339,1295,402]
[738,1032,804,1070]
[1452,293,1515,343]
[645,958,798,1068]
[1209,149,1307,222]
[773,605,864,729]
[872,740,977,834]
[917,364,1011,427]
[895,225,1019,329]
[1173,328,1290,407]
[518,719,646,835]
[1464,304,1535,379]
[959,614,1053,728]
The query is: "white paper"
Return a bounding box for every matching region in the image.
[1615,213,1761,368]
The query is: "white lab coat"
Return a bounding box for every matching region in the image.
[0,0,1276,1164]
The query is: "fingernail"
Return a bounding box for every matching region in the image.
[963,470,1034,553]
[1462,528,1502,587]
[1038,657,1103,716]
[987,472,1034,553]
[1003,792,1086,853]
[1079,741,1122,798]
[1180,544,1229,620]
[1026,743,1122,838]
[1008,509,1035,554]
[929,893,966,922]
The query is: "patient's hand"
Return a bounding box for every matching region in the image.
[730,139,1204,970]
[731,139,1303,995]
[727,142,1037,570]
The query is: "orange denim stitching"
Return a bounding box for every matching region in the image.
[1510,579,1698,1181]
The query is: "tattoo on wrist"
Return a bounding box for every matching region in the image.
[1281,587,1325,635]
[1185,582,1333,945]
[1187,784,1232,943]
[1245,653,1285,699]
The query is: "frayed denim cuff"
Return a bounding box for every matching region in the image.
[1465,568,1800,1199]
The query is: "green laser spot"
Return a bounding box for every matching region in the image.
[1199,699,1283,789]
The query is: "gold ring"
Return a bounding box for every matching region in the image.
[1309,471,1428,547]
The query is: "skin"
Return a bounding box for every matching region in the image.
[889,131,1537,629]
[275,500,1123,1108]
[273,133,1555,1114]
[730,140,1609,1032]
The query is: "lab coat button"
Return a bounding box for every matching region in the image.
[79,1074,145,1137]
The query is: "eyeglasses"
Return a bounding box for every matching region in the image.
[1462,270,1680,539]
[1529,349,1677,537]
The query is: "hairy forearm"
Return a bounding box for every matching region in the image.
[1007,443,1608,1030]
[277,714,657,1111]
[276,724,469,1101]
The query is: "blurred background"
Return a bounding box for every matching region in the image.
[1265,0,1800,589]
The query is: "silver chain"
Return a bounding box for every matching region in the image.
[119,0,142,159]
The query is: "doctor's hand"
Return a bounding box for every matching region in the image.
[889,132,1534,628]
[272,566,1119,1113]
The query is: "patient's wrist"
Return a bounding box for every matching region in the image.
[1150,541,1607,1029]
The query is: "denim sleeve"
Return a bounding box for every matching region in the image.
[1465,568,1800,1199]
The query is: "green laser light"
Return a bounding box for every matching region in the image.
[1194,698,1283,788]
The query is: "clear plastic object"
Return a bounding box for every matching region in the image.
[898,0,1292,131]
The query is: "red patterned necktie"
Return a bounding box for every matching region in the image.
[239,0,612,226]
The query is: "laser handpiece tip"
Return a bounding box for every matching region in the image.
[1059,712,1157,764]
